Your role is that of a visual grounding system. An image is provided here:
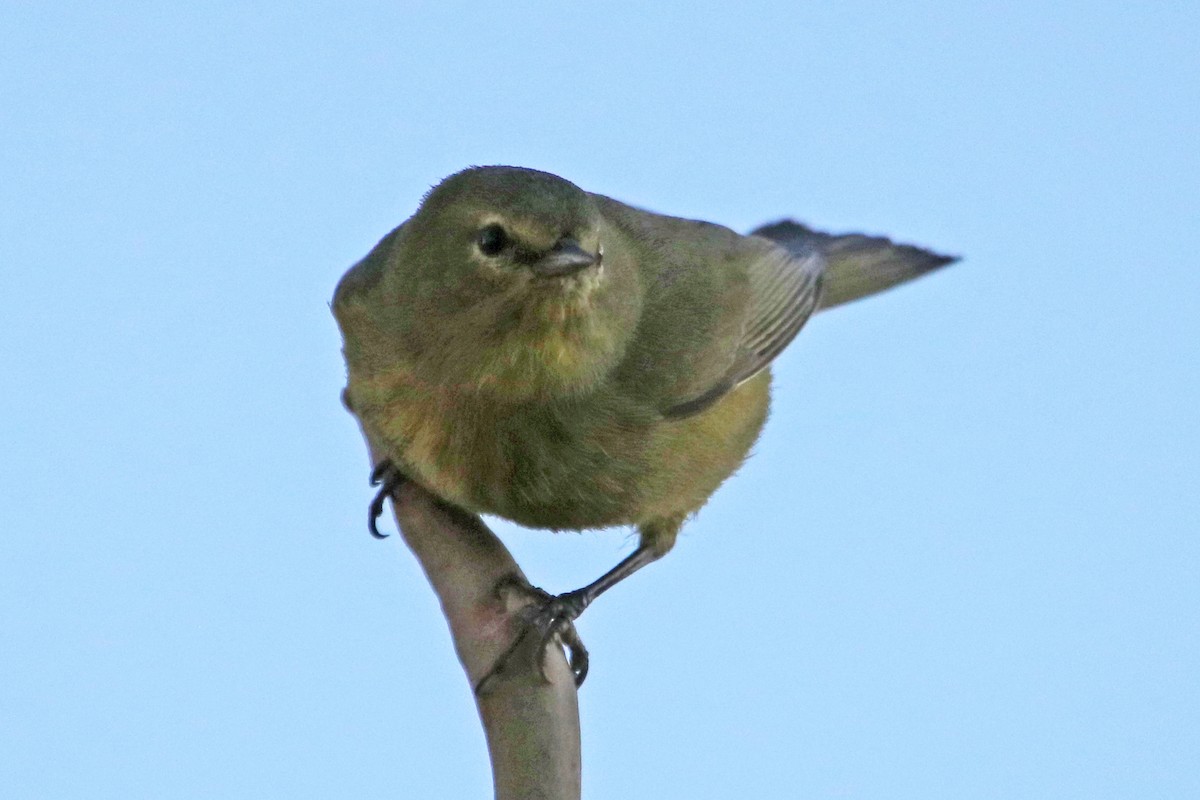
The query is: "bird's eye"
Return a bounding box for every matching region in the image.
[476,224,509,257]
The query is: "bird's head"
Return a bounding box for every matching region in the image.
[415,165,605,286]
[334,166,643,400]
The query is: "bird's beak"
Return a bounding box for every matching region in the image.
[530,239,600,278]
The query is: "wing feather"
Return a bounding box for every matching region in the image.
[664,247,824,418]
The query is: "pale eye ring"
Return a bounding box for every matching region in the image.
[476,224,509,257]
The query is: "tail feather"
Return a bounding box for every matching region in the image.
[751,220,957,310]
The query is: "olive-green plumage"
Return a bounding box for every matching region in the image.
[334,166,955,648]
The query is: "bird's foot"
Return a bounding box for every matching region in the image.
[367,460,406,539]
[479,576,591,691]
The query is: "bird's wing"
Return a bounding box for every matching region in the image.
[661,244,824,418]
[593,196,826,419]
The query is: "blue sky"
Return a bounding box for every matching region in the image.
[2,2,1197,798]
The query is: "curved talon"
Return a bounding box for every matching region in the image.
[367,461,404,540]
[368,489,390,539]
[553,619,589,687]
[522,592,591,687]
[481,578,592,688]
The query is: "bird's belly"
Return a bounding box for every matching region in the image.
[376,373,770,532]
[392,397,649,530]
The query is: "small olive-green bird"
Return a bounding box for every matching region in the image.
[334,166,955,685]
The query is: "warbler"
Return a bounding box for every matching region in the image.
[334,166,955,685]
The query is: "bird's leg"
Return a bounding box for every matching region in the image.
[367,460,406,539]
[485,518,682,688]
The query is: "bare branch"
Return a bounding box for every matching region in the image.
[358,434,582,800]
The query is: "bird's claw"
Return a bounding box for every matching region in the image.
[519,586,591,688]
[368,460,405,539]
[479,577,591,691]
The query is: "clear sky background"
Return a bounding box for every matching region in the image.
[2,2,1197,798]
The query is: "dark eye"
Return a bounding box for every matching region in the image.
[476,224,509,257]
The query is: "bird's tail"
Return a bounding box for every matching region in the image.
[751,220,957,310]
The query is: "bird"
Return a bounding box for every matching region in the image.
[333,165,956,686]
